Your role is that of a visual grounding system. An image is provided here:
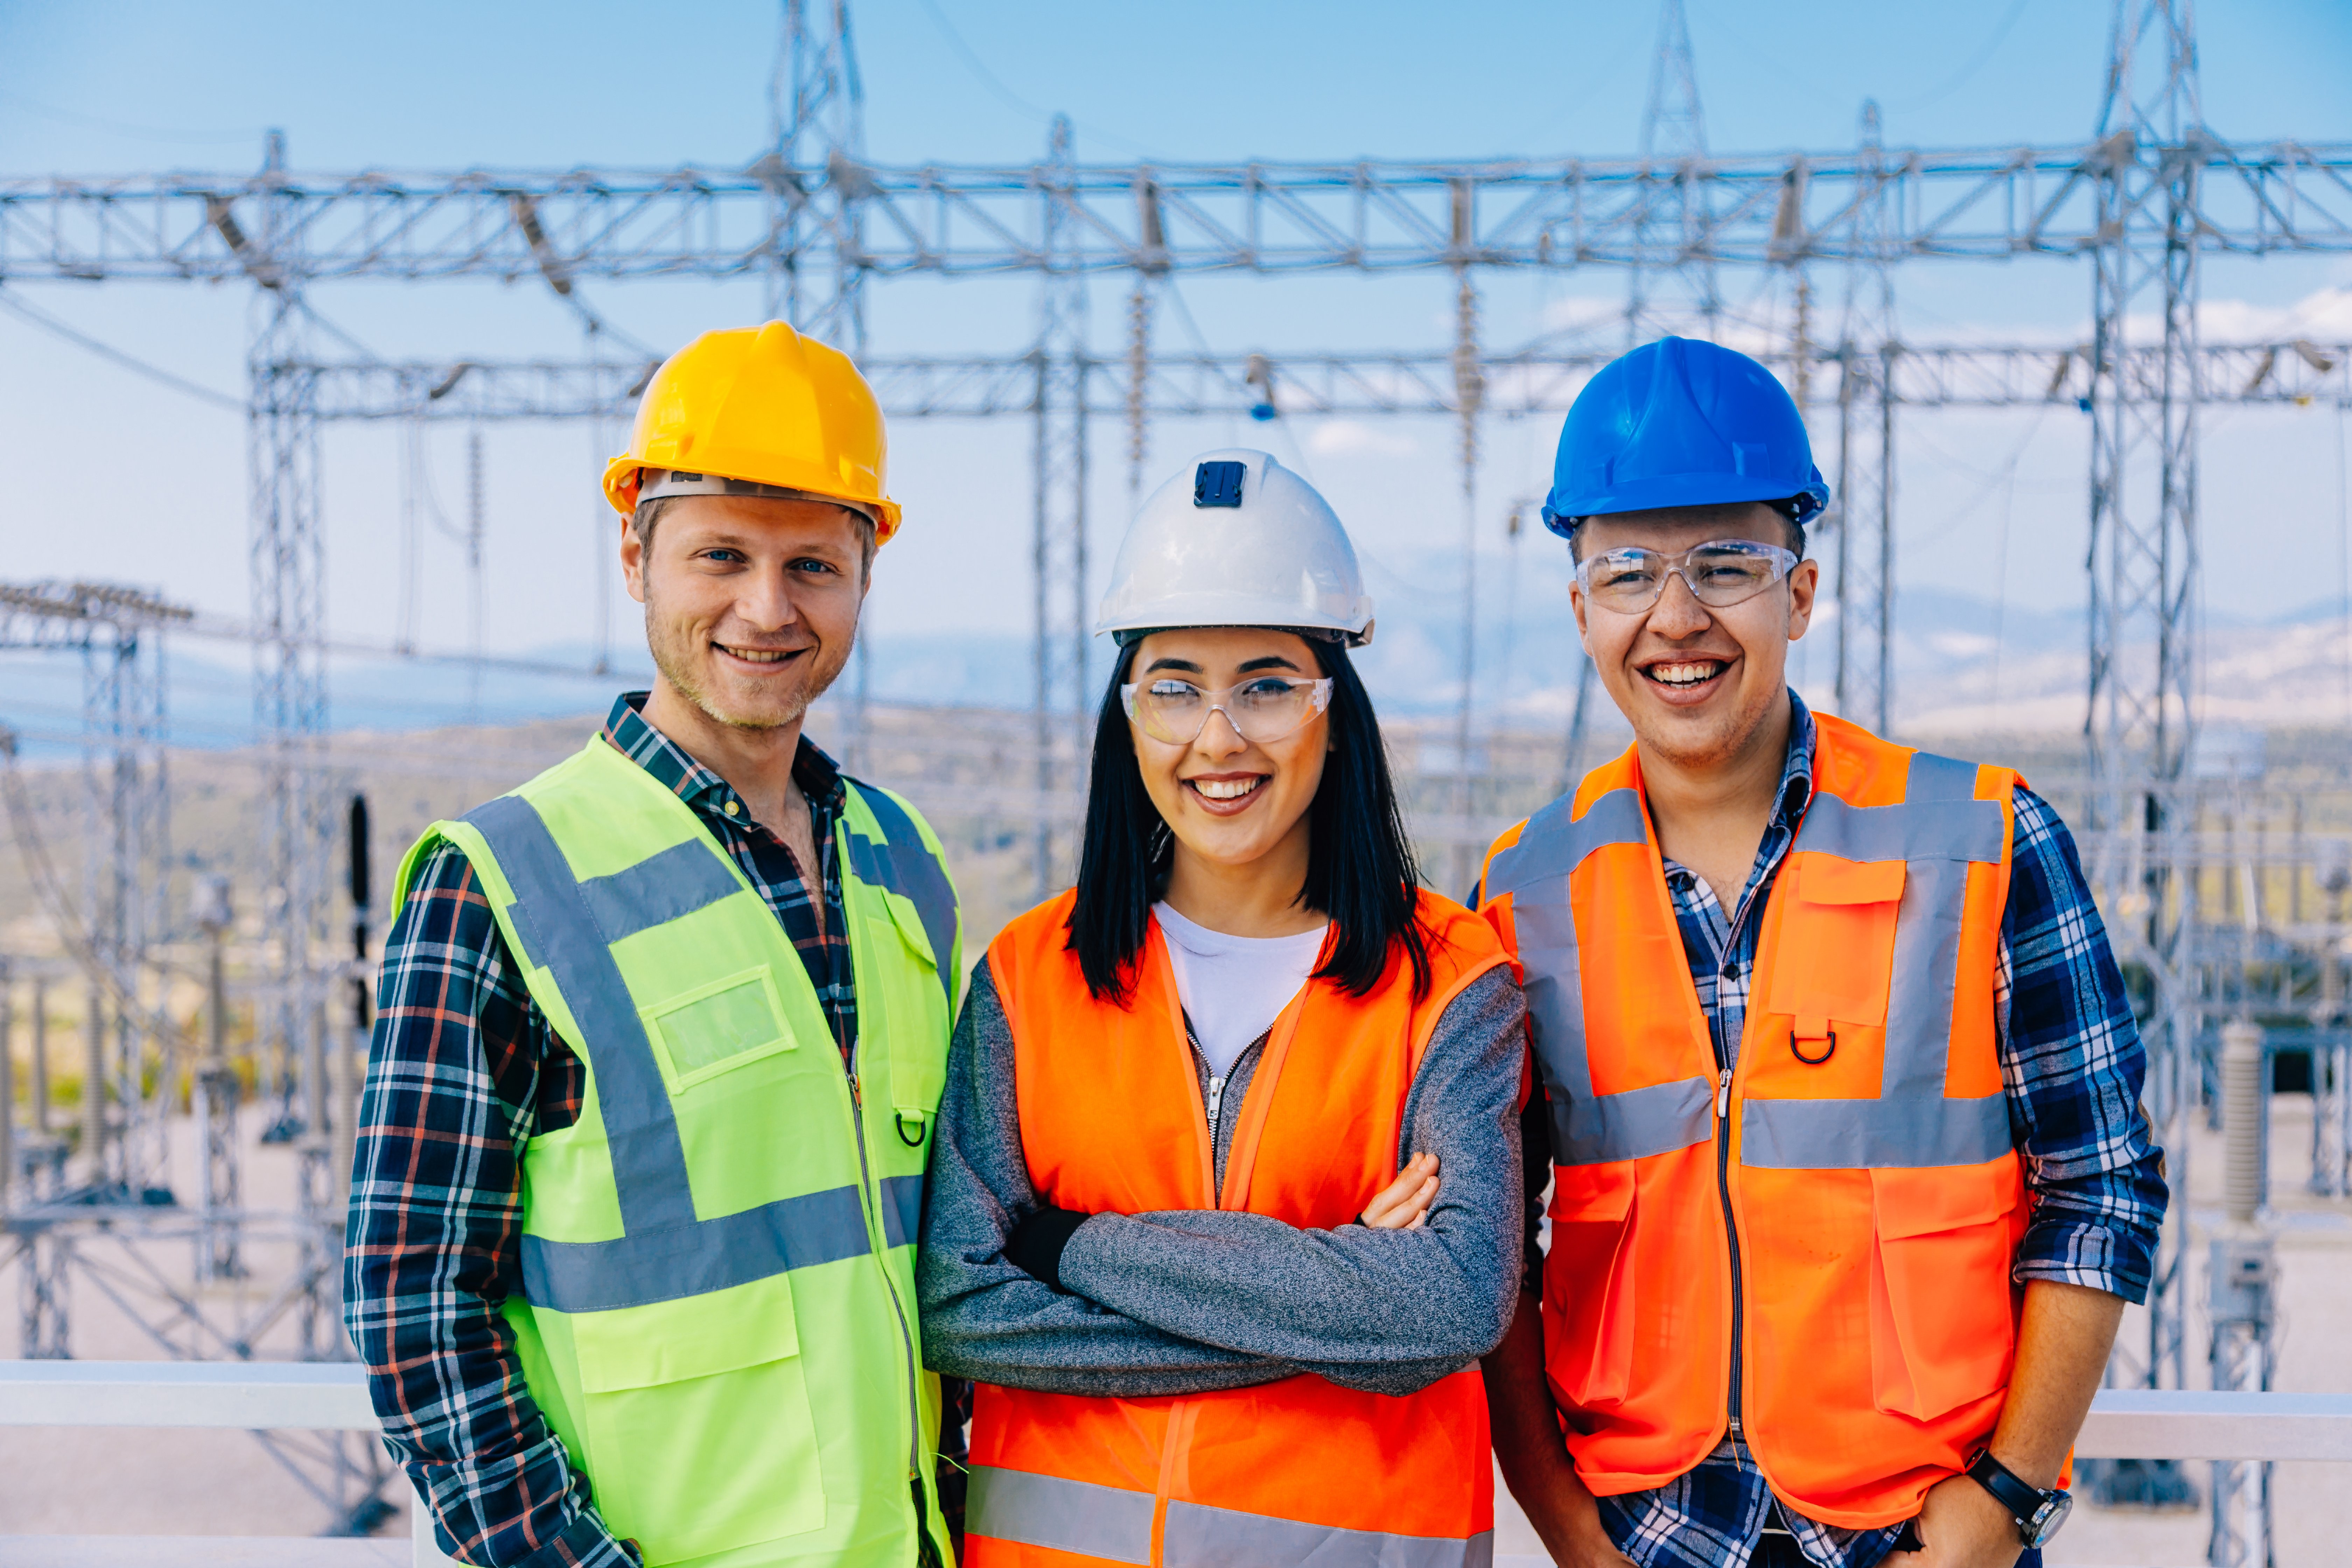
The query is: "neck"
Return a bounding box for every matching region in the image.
[1160,827,1325,939]
[1634,688,1795,830]
[639,678,804,814]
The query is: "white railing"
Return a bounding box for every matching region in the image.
[3,1363,2352,1565]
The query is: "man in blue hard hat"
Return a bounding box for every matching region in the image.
[1473,337,2165,1568]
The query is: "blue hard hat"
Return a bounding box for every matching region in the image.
[1540,336,1830,537]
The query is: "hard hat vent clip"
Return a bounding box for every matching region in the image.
[1194,461,1246,508]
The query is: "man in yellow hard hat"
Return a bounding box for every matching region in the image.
[346,321,965,1568]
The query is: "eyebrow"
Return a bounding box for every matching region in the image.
[1238,655,1303,672]
[1144,657,1205,673]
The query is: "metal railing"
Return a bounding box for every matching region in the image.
[2,1362,2351,1564]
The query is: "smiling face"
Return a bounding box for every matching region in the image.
[1572,502,1817,772]
[622,492,869,731]
[1127,626,1330,876]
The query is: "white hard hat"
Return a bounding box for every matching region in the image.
[1094,449,1376,646]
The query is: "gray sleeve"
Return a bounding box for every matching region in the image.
[914,959,1301,1396]
[1057,964,1527,1397]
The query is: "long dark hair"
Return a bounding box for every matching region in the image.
[1068,632,1432,1004]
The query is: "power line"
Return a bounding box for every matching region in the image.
[0,287,243,411]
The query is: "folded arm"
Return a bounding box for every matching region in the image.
[913,960,1302,1396]
[1056,966,1527,1393]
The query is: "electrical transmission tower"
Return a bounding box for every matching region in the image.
[2085,0,2206,1458]
[1833,100,1899,734]
[1031,116,1090,896]
[1628,0,1720,343]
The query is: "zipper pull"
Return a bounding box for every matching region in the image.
[1716,1068,1732,1119]
[849,1072,864,1108]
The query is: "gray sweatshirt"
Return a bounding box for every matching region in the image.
[915,955,1526,1399]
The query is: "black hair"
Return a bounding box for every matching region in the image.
[1068,632,1432,1005]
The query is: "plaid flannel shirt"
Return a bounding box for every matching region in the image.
[1517,693,2166,1568]
[342,693,857,1567]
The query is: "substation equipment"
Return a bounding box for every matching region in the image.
[1,0,2351,1553]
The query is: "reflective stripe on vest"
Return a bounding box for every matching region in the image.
[967,1467,1497,1568]
[1484,787,1711,1167]
[1487,754,2012,1172]
[466,785,951,1314]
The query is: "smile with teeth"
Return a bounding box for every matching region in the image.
[718,643,802,665]
[1188,776,1264,801]
[1645,659,1726,688]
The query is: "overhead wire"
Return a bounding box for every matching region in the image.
[0,286,244,411]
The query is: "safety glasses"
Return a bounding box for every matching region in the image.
[1121,676,1335,746]
[1575,539,1800,613]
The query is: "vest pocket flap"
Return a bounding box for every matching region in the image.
[1799,856,1907,906]
[573,1274,801,1392]
[641,967,796,1092]
[1869,1160,2018,1239]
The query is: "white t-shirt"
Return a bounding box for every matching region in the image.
[1153,901,1330,1079]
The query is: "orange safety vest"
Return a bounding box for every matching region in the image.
[966,888,1508,1566]
[1477,712,2026,1528]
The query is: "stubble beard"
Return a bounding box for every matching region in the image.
[643,590,853,733]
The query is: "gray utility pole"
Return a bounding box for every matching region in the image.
[1031,115,1090,898]
[2208,1020,2276,1567]
[765,0,876,772]
[1628,0,1720,344]
[1450,184,1486,895]
[1833,100,1899,735]
[194,876,241,1283]
[2085,0,2205,1415]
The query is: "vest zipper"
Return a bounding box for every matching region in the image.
[1205,1073,1227,1137]
[1716,1062,1746,1441]
[847,1057,928,1493]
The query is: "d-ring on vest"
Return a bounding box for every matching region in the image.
[1477,713,2025,1529]
[394,735,961,1567]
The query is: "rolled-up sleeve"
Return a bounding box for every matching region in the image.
[1998,788,2170,1304]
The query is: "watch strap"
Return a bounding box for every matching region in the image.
[1965,1449,2051,1527]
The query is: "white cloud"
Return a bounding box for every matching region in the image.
[1308,419,1419,457]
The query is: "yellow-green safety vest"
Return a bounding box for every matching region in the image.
[396,735,960,1568]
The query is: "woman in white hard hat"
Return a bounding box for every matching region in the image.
[918,450,1526,1567]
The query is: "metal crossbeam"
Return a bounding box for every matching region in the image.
[6,140,2352,286]
[270,339,2352,422]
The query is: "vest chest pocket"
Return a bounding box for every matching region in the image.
[572,1272,825,1562]
[642,967,795,1093]
[1766,856,1905,1033]
[1867,1160,2022,1423]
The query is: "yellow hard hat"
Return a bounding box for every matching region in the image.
[601,320,903,543]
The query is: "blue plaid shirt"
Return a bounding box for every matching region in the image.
[1521,693,2166,1568]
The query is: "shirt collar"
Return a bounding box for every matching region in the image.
[1776,689,1817,830]
[603,691,848,819]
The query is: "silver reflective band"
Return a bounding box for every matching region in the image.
[843,782,960,1007]
[1791,794,2004,866]
[967,1468,1154,1564]
[1742,1093,2011,1169]
[1164,1500,1493,1568]
[1483,789,1647,899]
[520,1184,874,1312]
[1490,791,1711,1168]
[469,795,699,1234]
[468,789,932,1314]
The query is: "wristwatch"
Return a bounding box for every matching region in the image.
[1965,1449,2073,1548]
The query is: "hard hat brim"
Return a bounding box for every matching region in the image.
[1542,471,1829,537]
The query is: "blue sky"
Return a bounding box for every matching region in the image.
[2,0,2350,737]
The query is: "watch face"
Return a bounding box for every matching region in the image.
[2025,1490,2074,1548]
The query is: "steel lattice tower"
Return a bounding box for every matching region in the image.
[1628,0,1720,342]
[2084,0,2205,1420]
[1031,117,1091,897]
[1833,100,1899,734]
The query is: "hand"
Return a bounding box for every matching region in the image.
[1360,1152,1440,1228]
[1884,1473,2025,1568]
[1514,1466,1632,1568]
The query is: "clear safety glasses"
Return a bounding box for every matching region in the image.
[1121,676,1336,746]
[1575,539,1800,613]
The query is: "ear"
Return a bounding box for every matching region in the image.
[1784,558,1819,642]
[1569,581,1592,655]
[620,517,648,605]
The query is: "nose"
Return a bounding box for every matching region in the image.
[1646,570,1715,639]
[1192,706,1249,758]
[734,564,804,632]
